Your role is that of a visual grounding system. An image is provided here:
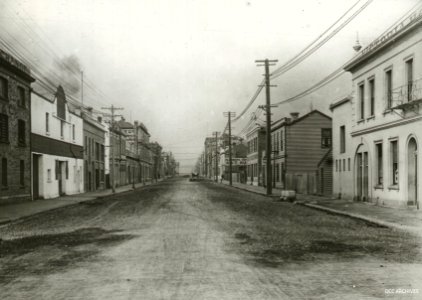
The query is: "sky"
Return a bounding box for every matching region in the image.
[0,0,419,173]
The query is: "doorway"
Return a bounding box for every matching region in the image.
[32,154,40,199]
[408,138,418,208]
[356,148,369,201]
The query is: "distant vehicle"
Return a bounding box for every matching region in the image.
[189,172,199,182]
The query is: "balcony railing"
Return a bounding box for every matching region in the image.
[391,78,422,109]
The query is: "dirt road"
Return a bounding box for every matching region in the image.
[0,178,421,299]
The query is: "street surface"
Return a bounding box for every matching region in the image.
[0,178,421,299]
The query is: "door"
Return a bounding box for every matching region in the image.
[32,154,40,199]
[363,152,369,201]
[408,138,418,207]
[357,153,363,200]
[356,151,369,201]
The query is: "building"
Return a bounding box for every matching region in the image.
[109,127,128,187]
[245,126,266,186]
[268,110,332,195]
[204,136,218,180]
[339,12,422,208]
[149,142,163,180]
[219,139,247,183]
[82,108,106,192]
[0,49,35,203]
[330,97,354,199]
[31,87,84,199]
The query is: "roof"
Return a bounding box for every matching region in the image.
[329,96,351,111]
[0,48,34,82]
[271,110,331,132]
[344,13,422,72]
[116,119,134,129]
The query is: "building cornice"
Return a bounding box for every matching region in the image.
[351,115,422,137]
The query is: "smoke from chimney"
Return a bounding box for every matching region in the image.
[52,54,82,96]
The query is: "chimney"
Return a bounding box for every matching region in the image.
[290,112,299,120]
[97,116,102,123]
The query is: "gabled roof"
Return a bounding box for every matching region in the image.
[271,110,331,132]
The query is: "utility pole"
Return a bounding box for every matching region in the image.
[223,112,236,186]
[213,131,220,182]
[256,58,278,195]
[101,105,124,193]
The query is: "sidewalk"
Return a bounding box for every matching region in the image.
[0,180,159,226]
[217,180,422,236]
[219,179,282,199]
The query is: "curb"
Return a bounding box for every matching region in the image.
[297,202,422,235]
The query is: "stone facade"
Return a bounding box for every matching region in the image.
[0,49,34,204]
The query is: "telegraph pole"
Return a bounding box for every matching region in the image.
[213,131,220,182]
[101,105,124,193]
[256,58,278,195]
[223,112,236,186]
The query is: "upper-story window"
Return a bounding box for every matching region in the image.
[46,113,49,133]
[340,125,346,153]
[321,128,332,148]
[18,119,26,146]
[60,120,64,139]
[406,58,413,102]
[0,114,8,144]
[385,69,393,109]
[358,83,365,120]
[280,130,284,151]
[369,78,375,116]
[72,124,75,141]
[18,86,25,107]
[0,77,8,100]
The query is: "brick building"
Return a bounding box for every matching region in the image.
[82,108,106,192]
[0,49,35,203]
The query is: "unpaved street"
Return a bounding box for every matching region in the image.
[1,178,421,299]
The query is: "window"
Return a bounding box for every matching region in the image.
[18,119,25,146]
[0,114,8,143]
[359,83,365,119]
[391,140,398,185]
[340,126,346,153]
[60,120,64,138]
[101,145,105,162]
[335,160,338,172]
[348,158,351,171]
[95,142,100,160]
[0,77,8,99]
[47,169,52,182]
[1,158,7,187]
[20,160,24,186]
[72,124,75,141]
[343,159,346,172]
[46,113,49,133]
[369,78,375,116]
[321,128,332,148]
[18,86,25,107]
[376,143,383,185]
[339,159,341,172]
[280,130,284,151]
[406,59,413,102]
[385,69,393,109]
[65,161,69,180]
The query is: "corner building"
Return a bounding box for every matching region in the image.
[339,14,422,208]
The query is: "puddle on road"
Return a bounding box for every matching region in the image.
[0,227,136,284]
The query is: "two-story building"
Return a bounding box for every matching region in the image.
[82,108,106,192]
[267,110,332,195]
[245,126,265,186]
[31,86,84,199]
[340,12,422,208]
[0,49,34,203]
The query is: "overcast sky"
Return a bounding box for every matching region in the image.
[0,0,419,172]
